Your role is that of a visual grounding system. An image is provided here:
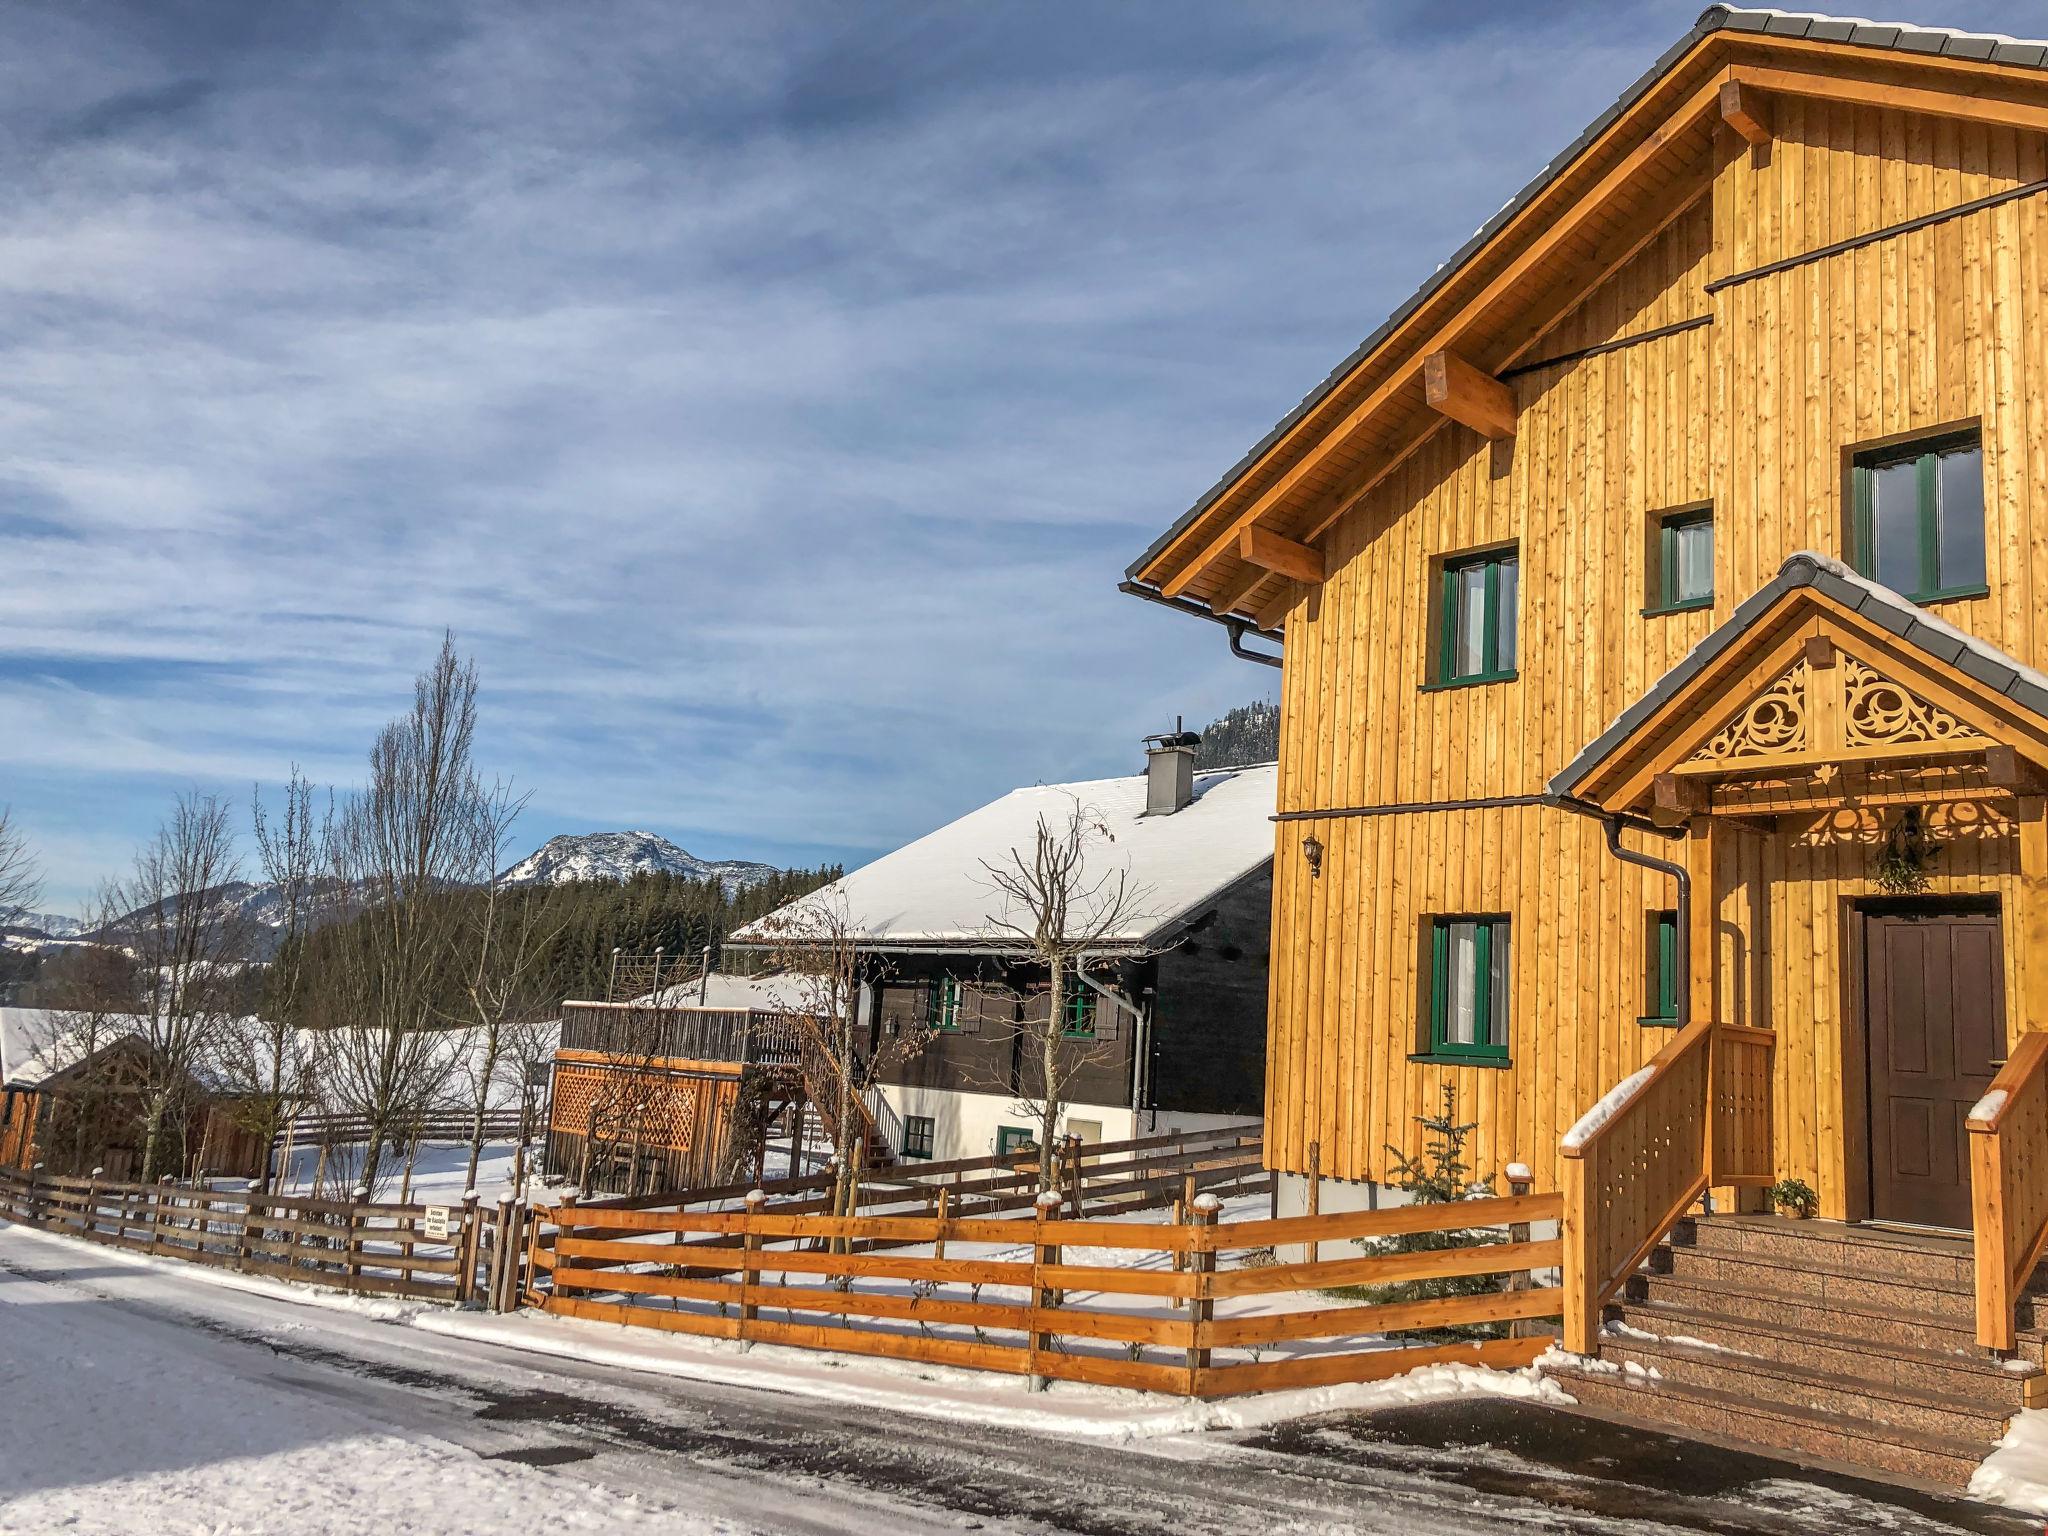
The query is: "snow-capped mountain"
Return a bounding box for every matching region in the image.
[499,831,777,893]
[4,911,91,940]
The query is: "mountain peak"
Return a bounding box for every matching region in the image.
[499,831,777,892]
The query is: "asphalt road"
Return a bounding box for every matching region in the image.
[0,1224,2031,1536]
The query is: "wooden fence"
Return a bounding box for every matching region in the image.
[275,1107,528,1153]
[0,1164,486,1304]
[538,1182,1559,1398]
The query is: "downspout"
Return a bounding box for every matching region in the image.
[1073,959,1152,1126]
[1117,580,1282,669]
[1543,793,1691,1027]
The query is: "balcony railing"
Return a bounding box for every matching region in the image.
[558,1001,809,1067]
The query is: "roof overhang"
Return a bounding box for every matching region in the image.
[1125,9,2048,632]
[1553,555,2048,819]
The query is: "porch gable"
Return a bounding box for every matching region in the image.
[1553,552,2048,817]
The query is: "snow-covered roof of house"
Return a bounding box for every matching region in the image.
[731,762,1277,952]
[0,1008,135,1089]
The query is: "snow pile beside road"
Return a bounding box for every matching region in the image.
[419,1307,1568,1441]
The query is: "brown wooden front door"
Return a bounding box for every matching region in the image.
[1864,907,2005,1230]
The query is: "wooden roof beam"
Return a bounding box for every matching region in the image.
[1207,562,1273,619]
[1727,61,2048,138]
[1423,349,1516,440]
[1718,80,1772,147]
[1237,526,1326,586]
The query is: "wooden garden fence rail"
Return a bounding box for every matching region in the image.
[1969,1030,2048,1351]
[1560,1018,1776,1353]
[274,1107,526,1152]
[0,1165,486,1304]
[533,1125,1269,1283]
[540,1188,1561,1398]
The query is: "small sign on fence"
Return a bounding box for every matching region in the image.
[422,1205,451,1241]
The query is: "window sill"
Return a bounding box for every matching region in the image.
[1408,1052,1512,1069]
[1637,1015,1680,1029]
[1641,598,1712,618]
[1420,671,1519,694]
[1901,584,1991,607]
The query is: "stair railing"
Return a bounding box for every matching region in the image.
[1560,1018,1775,1354]
[1968,1032,2048,1352]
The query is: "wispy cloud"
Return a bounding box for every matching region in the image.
[5,0,2038,908]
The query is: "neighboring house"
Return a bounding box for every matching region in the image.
[1122,6,2048,1482]
[728,735,1274,1164]
[0,1008,266,1180]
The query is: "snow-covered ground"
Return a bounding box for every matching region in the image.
[0,1220,2019,1535]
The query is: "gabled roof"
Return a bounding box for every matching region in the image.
[1127,8,2048,621]
[1551,552,2048,809]
[730,763,1277,952]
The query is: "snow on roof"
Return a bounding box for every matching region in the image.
[733,763,1277,951]
[631,971,811,1012]
[0,1008,137,1088]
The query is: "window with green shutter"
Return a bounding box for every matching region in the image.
[1433,548,1518,687]
[1851,431,1986,604]
[1650,508,1713,614]
[928,975,962,1032]
[1643,909,1679,1026]
[1420,915,1511,1062]
[996,1125,1034,1156]
[1062,978,1095,1039]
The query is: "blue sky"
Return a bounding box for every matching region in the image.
[3,1,2039,911]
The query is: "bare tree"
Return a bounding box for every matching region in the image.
[454,785,564,1191]
[0,806,42,926]
[751,890,920,1221]
[976,799,1151,1194]
[212,769,328,1191]
[107,793,256,1182]
[316,634,497,1196]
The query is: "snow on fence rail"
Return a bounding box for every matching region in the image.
[0,1165,486,1304]
[538,1187,1563,1398]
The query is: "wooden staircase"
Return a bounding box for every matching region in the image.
[1545,1213,2048,1488]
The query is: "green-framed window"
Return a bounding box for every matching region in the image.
[1851,431,1986,603]
[1062,978,1096,1039]
[902,1115,935,1160]
[1434,548,1518,687]
[928,975,962,1032]
[997,1125,1034,1156]
[1652,508,1713,614]
[1425,915,1510,1061]
[1643,909,1679,1026]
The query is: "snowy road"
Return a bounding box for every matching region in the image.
[0,1223,2030,1536]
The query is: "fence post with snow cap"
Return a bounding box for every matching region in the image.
[1028,1189,1062,1391]
[1504,1163,1536,1337]
[457,1191,481,1303]
[1186,1193,1222,1391]
[740,1188,767,1336]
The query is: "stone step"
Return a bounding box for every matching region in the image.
[1676,1215,1976,1289]
[1628,1265,2038,1358]
[1657,1242,1991,1322]
[1545,1355,1993,1489]
[1596,1332,2017,1443]
[1614,1297,2047,1407]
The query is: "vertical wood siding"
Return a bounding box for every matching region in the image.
[1268,107,2048,1218]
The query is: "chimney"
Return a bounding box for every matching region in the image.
[1143,718,1201,816]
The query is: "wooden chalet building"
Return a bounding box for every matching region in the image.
[728,736,1273,1165]
[1125,5,2048,1484]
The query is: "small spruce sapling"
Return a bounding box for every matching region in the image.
[1349,1085,1506,1336]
